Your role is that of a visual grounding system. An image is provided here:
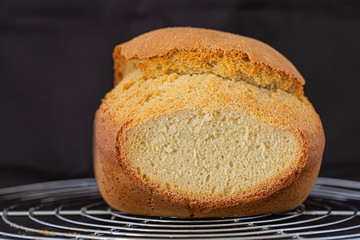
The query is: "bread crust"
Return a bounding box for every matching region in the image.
[94,27,325,217]
[113,27,304,96]
[117,27,303,83]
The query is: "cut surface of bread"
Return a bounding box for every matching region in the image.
[94,27,325,217]
[127,108,303,200]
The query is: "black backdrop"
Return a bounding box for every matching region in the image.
[1,0,359,187]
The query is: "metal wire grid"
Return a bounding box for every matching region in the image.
[0,177,360,239]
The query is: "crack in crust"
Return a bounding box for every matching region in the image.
[113,27,305,97]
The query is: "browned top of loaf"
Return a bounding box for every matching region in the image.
[117,27,305,88]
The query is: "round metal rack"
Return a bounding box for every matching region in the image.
[1,177,360,239]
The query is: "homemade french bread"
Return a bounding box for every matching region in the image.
[94,27,325,217]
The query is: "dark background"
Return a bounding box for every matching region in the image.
[0,0,359,188]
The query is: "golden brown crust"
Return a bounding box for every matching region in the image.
[113,27,305,96]
[118,27,303,83]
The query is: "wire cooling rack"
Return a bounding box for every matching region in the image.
[1,178,360,239]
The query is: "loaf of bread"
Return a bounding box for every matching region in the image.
[94,27,325,217]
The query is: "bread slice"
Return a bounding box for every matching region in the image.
[94,27,325,217]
